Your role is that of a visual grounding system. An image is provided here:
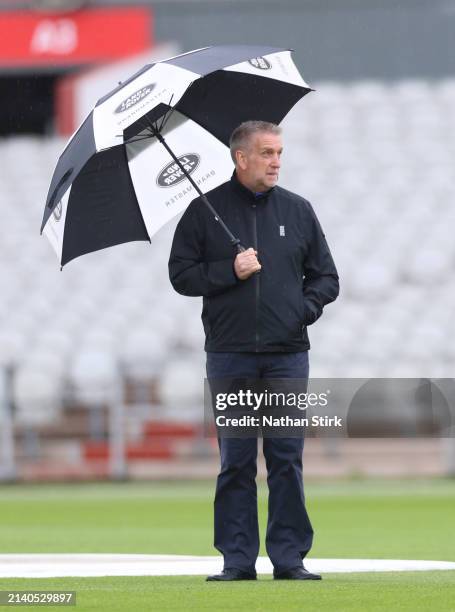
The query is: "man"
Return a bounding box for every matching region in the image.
[168,121,339,581]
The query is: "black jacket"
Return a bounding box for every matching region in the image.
[168,173,339,352]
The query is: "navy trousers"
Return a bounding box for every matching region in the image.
[206,351,314,575]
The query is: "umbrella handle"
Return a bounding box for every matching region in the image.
[234,242,261,275]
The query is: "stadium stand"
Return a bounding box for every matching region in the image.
[1,78,454,477]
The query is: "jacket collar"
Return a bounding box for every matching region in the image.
[230,171,274,202]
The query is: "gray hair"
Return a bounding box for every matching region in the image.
[229,121,282,164]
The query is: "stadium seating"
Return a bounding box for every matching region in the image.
[1,77,454,428]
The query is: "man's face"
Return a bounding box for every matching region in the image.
[236,131,283,192]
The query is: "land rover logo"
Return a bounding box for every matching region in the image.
[114,83,156,114]
[157,154,201,188]
[248,57,272,70]
[53,201,62,221]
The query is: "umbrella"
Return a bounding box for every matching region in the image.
[41,45,313,267]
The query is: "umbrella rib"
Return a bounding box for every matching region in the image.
[144,114,162,139]
[124,95,175,145]
[138,119,153,137]
[125,135,154,145]
[157,95,175,134]
[124,119,154,144]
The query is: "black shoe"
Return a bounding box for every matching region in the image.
[206,568,257,581]
[274,566,322,581]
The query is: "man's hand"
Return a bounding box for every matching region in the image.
[234,248,261,280]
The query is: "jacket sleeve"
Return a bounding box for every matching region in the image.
[302,204,339,325]
[168,201,238,298]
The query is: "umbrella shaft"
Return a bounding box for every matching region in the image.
[152,128,243,251]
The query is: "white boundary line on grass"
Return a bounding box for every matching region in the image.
[1,555,455,578]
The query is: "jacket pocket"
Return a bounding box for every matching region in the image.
[301,297,317,327]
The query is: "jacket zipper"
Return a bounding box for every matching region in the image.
[252,203,260,351]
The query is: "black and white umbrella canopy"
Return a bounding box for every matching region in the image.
[41,45,312,266]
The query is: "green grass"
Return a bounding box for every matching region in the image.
[0,479,454,559]
[0,479,454,610]
[0,573,455,612]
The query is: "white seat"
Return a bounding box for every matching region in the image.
[13,365,63,426]
[405,249,450,285]
[159,355,205,422]
[345,263,398,301]
[0,331,28,368]
[121,330,167,380]
[69,349,119,405]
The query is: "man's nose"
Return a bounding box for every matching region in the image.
[271,154,281,167]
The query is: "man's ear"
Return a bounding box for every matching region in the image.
[235,149,247,170]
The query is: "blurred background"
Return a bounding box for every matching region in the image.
[0,0,454,482]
